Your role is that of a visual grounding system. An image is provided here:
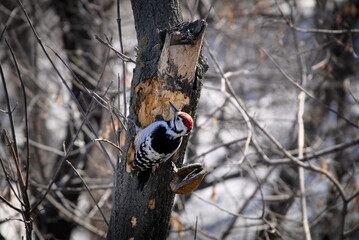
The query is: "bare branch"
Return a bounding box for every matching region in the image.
[192,192,261,220]
[261,48,359,130]
[5,39,31,191]
[0,25,7,41]
[116,0,128,120]
[298,92,311,240]
[0,63,19,159]
[94,139,122,153]
[0,156,24,206]
[270,138,359,164]
[4,129,33,238]
[188,137,247,162]
[66,160,109,226]
[221,167,276,239]
[0,195,21,213]
[275,0,359,34]
[250,116,348,200]
[95,35,136,63]
[45,194,106,238]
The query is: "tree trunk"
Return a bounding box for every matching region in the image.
[32,1,111,239]
[106,1,207,239]
[309,1,358,239]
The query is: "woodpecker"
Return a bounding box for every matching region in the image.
[130,102,193,189]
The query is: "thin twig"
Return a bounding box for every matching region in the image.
[116,0,128,120]
[4,130,26,200]
[117,0,122,127]
[221,167,275,239]
[49,46,115,169]
[291,11,312,237]
[204,39,254,166]
[107,99,121,148]
[32,181,113,192]
[0,25,7,41]
[171,212,219,240]
[343,223,359,239]
[204,41,348,200]
[0,63,19,159]
[18,17,116,210]
[5,39,31,191]
[88,189,111,220]
[340,203,348,239]
[274,0,359,34]
[0,64,26,206]
[94,139,122,152]
[4,130,33,239]
[16,2,116,215]
[17,0,115,171]
[191,0,200,21]
[345,189,359,204]
[45,194,106,237]
[192,192,261,220]
[270,138,359,164]
[188,137,247,162]
[204,0,216,21]
[205,28,349,238]
[66,160,109,226]
[261,48,359,130]
[298,91,311,240]
[95,35,135,63]
[194,216,198,240]
[204,38,279,236]
[250,115,347,200]
[0,156,24,205]
[31,120,86,213]
[0,195,21,213]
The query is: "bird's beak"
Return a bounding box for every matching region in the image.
[169,102,179,119]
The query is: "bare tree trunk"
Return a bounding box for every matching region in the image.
[34,1,112,239]
[106,1,207,239]
[309,1,359,239]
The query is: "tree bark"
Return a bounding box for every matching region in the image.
[106,1,207,239]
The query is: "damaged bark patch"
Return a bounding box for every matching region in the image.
[135,77,190,128]
[158,19,206,83]
[148,199,156,210]
[126,141,135,173]
[130,216,137,228]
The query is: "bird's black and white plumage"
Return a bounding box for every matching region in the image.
[131,102,193,189]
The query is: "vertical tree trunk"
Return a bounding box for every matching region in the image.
[309,1,359,239]
[106,1,207,239]
[34,1,112,238]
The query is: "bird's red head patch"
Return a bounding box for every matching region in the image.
[178,112,193,130]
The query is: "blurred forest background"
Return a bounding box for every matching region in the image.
[1,0,359,239]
